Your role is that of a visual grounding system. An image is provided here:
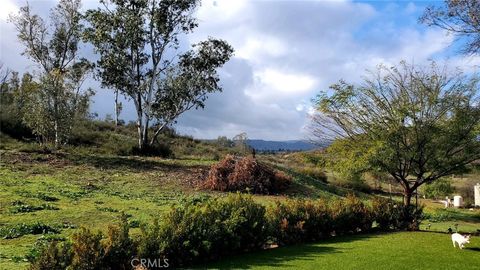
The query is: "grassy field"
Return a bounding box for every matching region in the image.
[0,150,213,269]
[0,136,479,269]
[0,147,351,269]
[208,231,480,270]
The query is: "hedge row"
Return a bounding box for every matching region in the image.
[29,194,422,269]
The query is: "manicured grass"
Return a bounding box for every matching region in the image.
[208,232,480,269]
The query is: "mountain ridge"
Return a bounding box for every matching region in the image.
[246,139,319,151]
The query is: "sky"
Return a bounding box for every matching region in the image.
[1,0,480,140]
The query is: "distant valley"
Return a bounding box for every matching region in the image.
[247,139,321,152]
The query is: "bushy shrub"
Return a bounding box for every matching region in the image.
[296,167,328,182]
[0,222,60,239]
[456,185,475,207]
[335,172,371,193]
[421,178,454,199]
[131,142,173,158]
[29,216,133,270]
[138,193,268,267]
[423,210,453,222]
[28,194,423,269]
[267,199,332,245]
[28,241,73,270]
[330,194,373,235]
[0,108,34,140]
[70,227,104,270]
[203,155,292,194]
[9,202,59,213]
[371,197,424,230]
[101,215,135,270]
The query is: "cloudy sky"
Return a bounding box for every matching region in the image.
[1,0,479,140]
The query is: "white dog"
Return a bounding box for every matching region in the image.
[451,233,470,249]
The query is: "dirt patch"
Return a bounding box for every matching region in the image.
[1,150,71,167]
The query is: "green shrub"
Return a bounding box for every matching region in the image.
[371,197,424,230]
[0,107,34,140]
[296,167,328,182]
[329,194,373,235]
[27,194,423,269]
[29,216,133,270]
[138,193,268,267]
[28,241,73,270]
[422,178,454,199]
[0,222,60,239]
[423,211,453,222]
[267,199,332,245]
[131,142,173,158]
[101,215,135,270]
[268,195,374,245]
[70,228,104,270]
[9,202,59,213]
[335,172,371,193]
[37,193,59,202]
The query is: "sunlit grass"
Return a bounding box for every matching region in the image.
[208,232,480,270]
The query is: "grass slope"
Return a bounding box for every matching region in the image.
[0,146,346,269]
[208,232,480,270]
[1,133,479,269]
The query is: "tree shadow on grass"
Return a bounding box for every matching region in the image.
[65,154,206,172]
[203,234,378,269]
[284,170,370,200]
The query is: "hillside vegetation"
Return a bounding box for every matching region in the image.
[1,125,479,269]
[0,125,366,269]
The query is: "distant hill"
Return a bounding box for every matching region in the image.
[247,139,320,152]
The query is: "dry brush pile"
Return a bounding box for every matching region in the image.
[201,155,292,194]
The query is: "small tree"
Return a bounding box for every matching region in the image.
[420,0,480,55]
[0,63,11,93]
[422,178,454,199]
[312,61,480,209]
[10,0,93,146]
[84,0,233,151]
[232,132,249,155]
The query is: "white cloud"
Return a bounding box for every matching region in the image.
[236,36,288,60]
[0,0,18,21]
[2,0,478,140]
[256,69,316,93]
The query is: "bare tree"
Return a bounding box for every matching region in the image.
[420,0,480,55]
[0,63,12,93]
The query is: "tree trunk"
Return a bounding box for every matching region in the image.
[134,94,144,150]
[402,188,419,230]
[54,94,59,148]
[142,117,149,149]
[114,90,120,127]
[54,119,59,148]
[403,189,412,207]
[149,123,167,146]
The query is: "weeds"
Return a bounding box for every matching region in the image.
[0,223,61,239]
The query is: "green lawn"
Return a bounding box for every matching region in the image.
[208,232,480,270]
